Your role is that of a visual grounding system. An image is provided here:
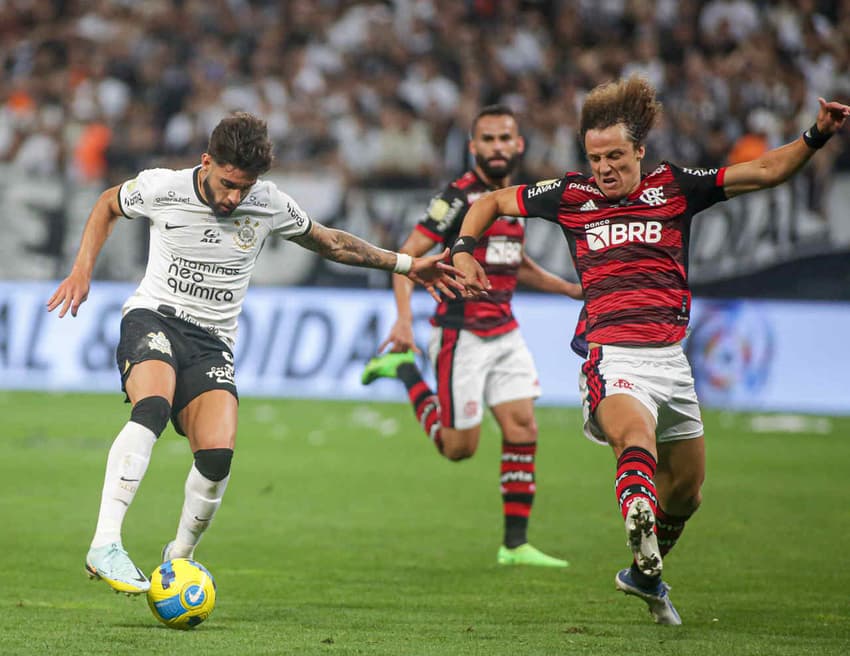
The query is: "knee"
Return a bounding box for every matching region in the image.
[442,443,476,462]
[194,448,234,481]
[439,427,479,461]
[130,396,171,438]
[500,412,537,444]
[506,415,538,443]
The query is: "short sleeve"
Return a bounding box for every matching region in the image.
[415,185,467,244]
[515,177,566,222]
[118,169,159,220]
[271,190,312,239]
[667,163,728,214]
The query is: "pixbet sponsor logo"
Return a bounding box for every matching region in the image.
[568,181,604,196]
[585,220,663,251]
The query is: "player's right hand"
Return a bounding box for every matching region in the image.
[451,252,490,297]
[46,270,91,317]
[378,318,419,354]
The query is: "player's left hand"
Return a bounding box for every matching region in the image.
[451,250,491,298]
[407,248,467,302]
[816,97,850,134]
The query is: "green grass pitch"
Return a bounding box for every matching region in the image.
[1,391,848,655]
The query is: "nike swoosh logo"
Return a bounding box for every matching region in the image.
[164,223,191,230]
[187,587,203,603]
[134,569,147,582]
[194,516,211,522]
[119,477,139,482]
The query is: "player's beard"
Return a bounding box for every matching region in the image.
[475,152,520,181]
[203,177,236,216]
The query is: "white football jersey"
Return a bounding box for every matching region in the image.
[118,166,312,346]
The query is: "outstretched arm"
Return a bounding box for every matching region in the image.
[291,221,464,302]
[723,98,850,198]
[47,185,123,317]
[518,253,583,299]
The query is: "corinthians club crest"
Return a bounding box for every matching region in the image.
[233,218,260,250]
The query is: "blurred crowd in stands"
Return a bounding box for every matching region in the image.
[0,0,848,290]
[3,0,850,190]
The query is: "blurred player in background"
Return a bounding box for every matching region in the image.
[451,78,849,623]
[362,105,583,567]
[47,112,464,595]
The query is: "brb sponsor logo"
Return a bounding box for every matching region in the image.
[585,219,663,251]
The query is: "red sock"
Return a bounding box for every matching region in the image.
[406,380,443,453]
[656,507,691,557]
[615,446,658,520]
[501,441,536,548]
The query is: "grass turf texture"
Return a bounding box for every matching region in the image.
[1,391,848,655]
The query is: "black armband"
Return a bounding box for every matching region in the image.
[451,236,477,257]
[802,123,832,150]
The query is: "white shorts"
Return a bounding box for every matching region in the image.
[428,326,541,430]
[579,343,703,445]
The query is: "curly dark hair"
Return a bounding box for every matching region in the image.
[207,112,274,177]
[579,76,662,147]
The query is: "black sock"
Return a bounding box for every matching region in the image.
[396,362,422,389]
[504,516,528,549]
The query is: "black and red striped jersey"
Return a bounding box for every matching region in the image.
[517,163,727,346]
[417,170,524,337]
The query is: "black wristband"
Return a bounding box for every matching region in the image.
[802,123,832,150]
[451,236,477,257]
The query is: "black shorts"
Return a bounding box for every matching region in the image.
[116,307,238,435]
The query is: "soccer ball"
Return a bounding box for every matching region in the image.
[147,558,216,630]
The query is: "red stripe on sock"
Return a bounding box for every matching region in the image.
[501,441,536,521]
[503,502,532,518]
[501,481,537,494]
[407,381,431,405]
[615,447,658,520]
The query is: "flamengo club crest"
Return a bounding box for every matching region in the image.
[233,219,259,250]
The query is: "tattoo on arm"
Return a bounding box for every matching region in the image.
[291,222,396,271]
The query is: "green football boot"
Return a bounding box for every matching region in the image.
[361,351,416,385]
[497,543,569,568]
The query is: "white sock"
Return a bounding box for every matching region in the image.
[90,422,156,549]
[170,464,230,558]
